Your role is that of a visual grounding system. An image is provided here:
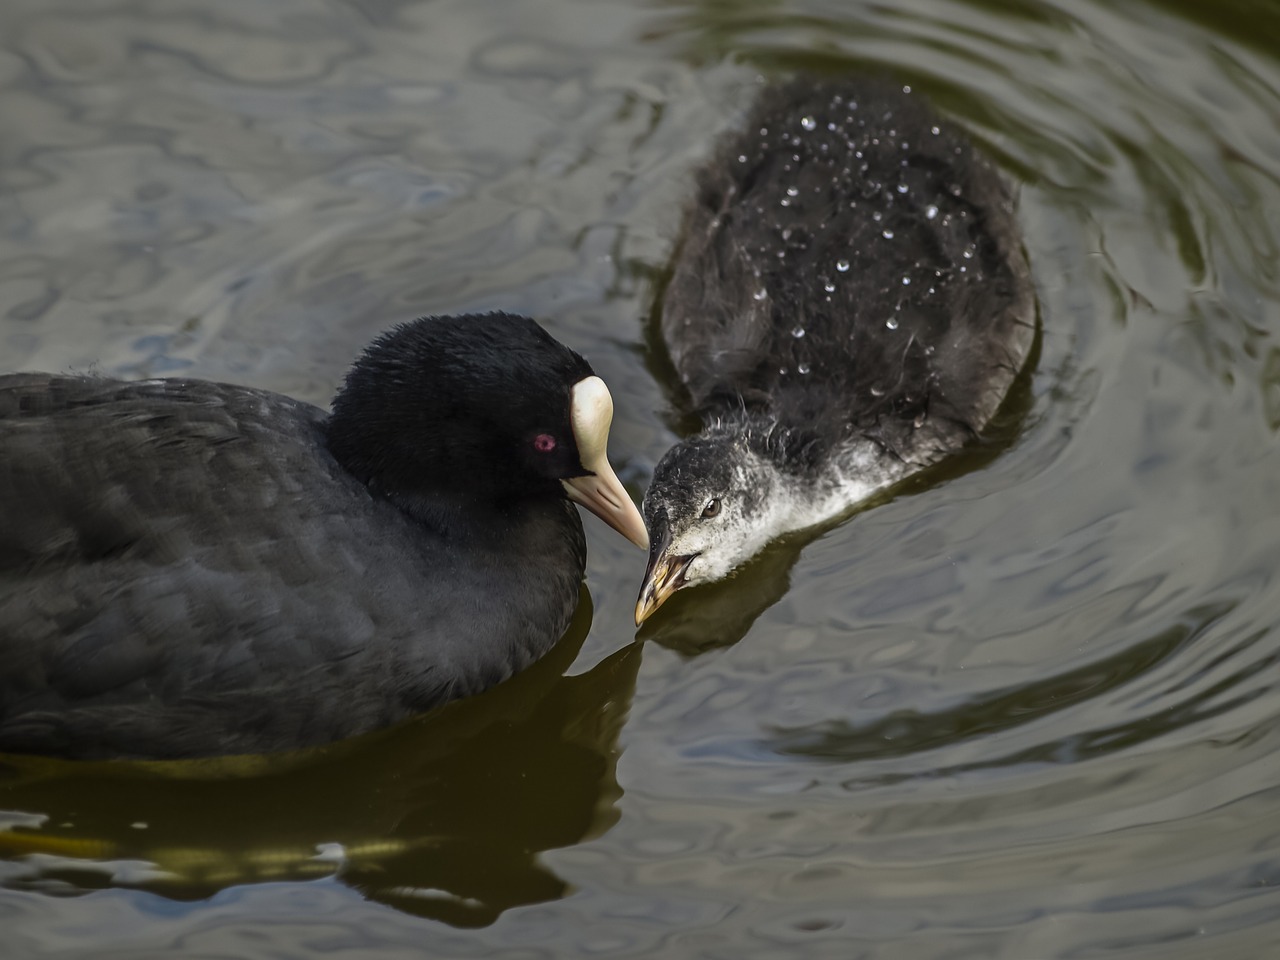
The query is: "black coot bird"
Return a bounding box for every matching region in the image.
[637,76,1036,623]
[0,312,648,760]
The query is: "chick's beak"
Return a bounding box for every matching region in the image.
[634,524,695,625]
[561,377,648,549]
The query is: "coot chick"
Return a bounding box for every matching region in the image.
[0,312,647,760]
[637,76,1036,623]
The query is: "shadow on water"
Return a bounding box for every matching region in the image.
[0,590,641,928]
[763,597,1258,776]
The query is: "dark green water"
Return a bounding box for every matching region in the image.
[3,0,1280,956]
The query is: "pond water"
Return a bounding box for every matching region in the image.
[3,0,1280,956]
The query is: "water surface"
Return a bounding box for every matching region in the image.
[3,0,1280,956]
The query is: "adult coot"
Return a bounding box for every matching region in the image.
[637,76,1036,624]
[0,312,648,759]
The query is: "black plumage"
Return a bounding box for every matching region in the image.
[0,312,643,759]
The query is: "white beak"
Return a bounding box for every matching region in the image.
[560,376,649,549]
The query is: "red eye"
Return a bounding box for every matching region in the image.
[533,433,557,453]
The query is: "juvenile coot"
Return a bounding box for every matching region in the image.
[0,312,648,759]
[637,76,1036,623]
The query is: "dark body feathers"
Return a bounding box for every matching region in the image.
[662,76,1035,465]
[0,315,591,759]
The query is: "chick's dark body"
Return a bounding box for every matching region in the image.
[661,77,1035,466]
[637,76,1037,623]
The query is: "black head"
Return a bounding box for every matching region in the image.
[329,313,587,501]
[327,313,648,546]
